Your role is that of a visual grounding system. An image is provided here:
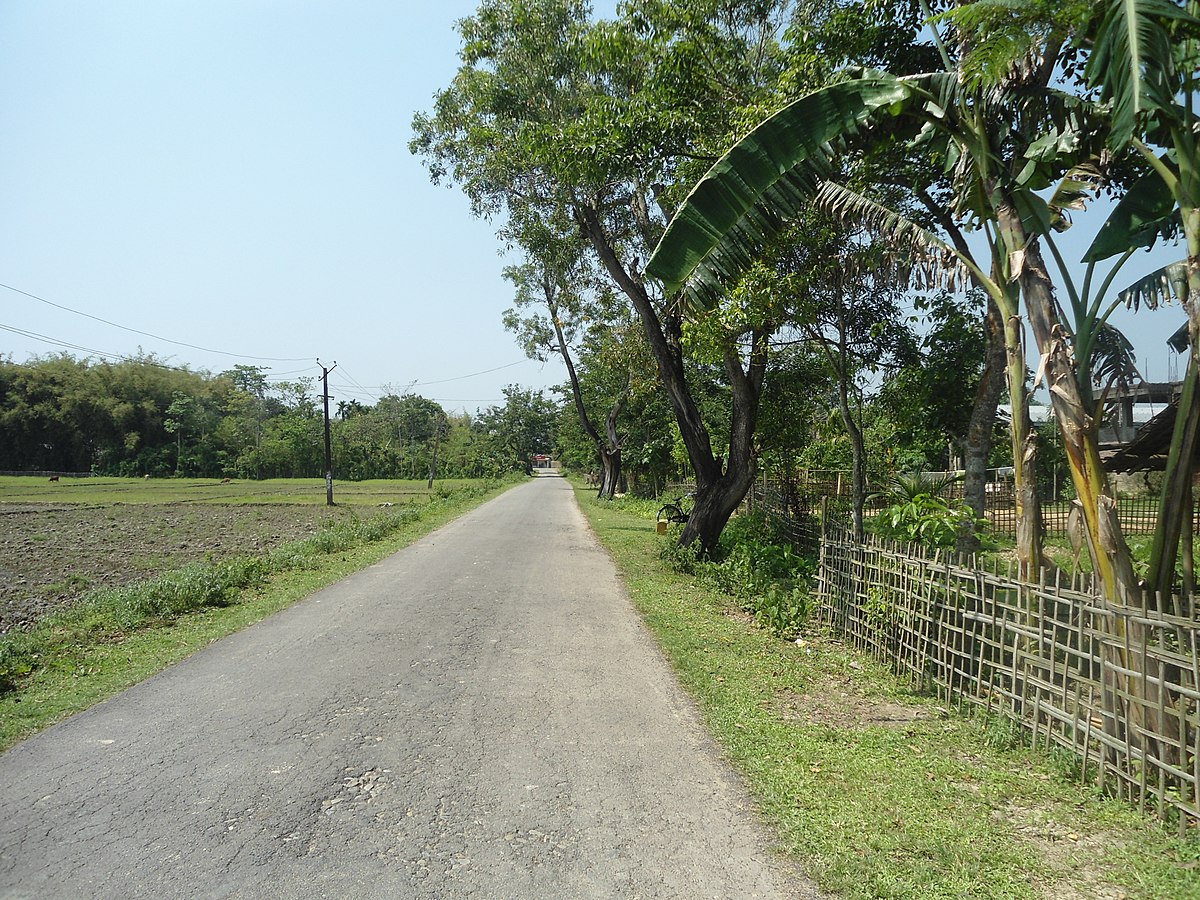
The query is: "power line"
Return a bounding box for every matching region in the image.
[0,322,128,361]
[411,360,526,387]
[0,281,312,363]
[330,360,532,392]
[1,322,322,383]
[332,363,380,404]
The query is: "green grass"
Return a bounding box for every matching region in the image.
[576,483,1200,899]
[0,475,523,750]
[0,474,478,506]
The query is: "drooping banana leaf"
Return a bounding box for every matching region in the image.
[814,181,975,291]
[1116,259,1190,310]
[644,73,916,310]
[1090,320,1142,396]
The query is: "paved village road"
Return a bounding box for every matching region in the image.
[0,476,820,899]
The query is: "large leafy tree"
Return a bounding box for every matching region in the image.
[649,0,1200,768]
[412,0,813,553]
[875,289,989,472]
[476,385,559,473]
[727,218,917,537]
[502,210,638,499]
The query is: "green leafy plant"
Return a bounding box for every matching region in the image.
[658,527,698,574]
[868,473,980,549]
[745,583,809,637]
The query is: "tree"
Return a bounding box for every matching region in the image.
[164,391,199,476]
[476,385,559,474]
[502,211,634,499]
[729,220,916,537]
[876,290,988,471]
[414,0,909,553]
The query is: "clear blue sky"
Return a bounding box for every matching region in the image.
[0,0,1188,420]
[0,0,563,415]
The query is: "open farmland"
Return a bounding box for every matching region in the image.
[0,476,453,631]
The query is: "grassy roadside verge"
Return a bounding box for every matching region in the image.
[0,476,523,750]
[574,482,1200,899]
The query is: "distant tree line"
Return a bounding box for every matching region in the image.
[0,355,558,480]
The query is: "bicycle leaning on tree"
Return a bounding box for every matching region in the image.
[656,493,693,526]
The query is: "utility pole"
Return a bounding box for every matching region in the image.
[318,359,337,506]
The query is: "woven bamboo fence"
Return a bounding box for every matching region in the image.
[815,528,1200,831]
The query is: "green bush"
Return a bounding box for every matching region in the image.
[868,493,977,548]
[654,508,818,639]
[867,472,981,549]
[746,583,809,638]
[704,532,812,600]
[0,632,36,694]
[658,527,699,574]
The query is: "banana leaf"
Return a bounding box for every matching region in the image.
[644,74,914,310]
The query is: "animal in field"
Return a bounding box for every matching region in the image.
[48,475,59,482]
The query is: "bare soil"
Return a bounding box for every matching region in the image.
[0,503,384,632]
[771,676,933,730]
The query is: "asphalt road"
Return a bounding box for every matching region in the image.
[0,476,818,899]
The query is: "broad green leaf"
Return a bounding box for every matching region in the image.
[1083,166,1179,261]
[644,74,913,309]
[1086,0,1200,148]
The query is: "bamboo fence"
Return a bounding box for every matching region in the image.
[658,474,1200,827]
[815,528,1200,832]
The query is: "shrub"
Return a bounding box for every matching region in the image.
[867,472,980,549]
[745,583,809,638]
[657,508,818,639]
[0,633,36,694]
[869,493,978,549]
[704,534,810,599]
[658,527,699,574]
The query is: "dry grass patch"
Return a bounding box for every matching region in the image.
[771,676,935,730]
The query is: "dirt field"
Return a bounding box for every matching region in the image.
[0,502,390,631]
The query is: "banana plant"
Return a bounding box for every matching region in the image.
[1082,0,1200,601]
[645,67,1088,579]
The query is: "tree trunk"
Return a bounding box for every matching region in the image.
[595,382,629,500]
[999,207,1137,598]
[578,202,765,555]
[1147,247,1200,597]
[1005,208,1178,766]
[549,296,626,501]
[1001,296,1045,582]
[834,357,867,541]
[682,464,757,551]
[597,447,622,500]
[958,297,1006,554]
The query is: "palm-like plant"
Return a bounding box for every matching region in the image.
[1082,0,1200,599]
[645,64,1076,579]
